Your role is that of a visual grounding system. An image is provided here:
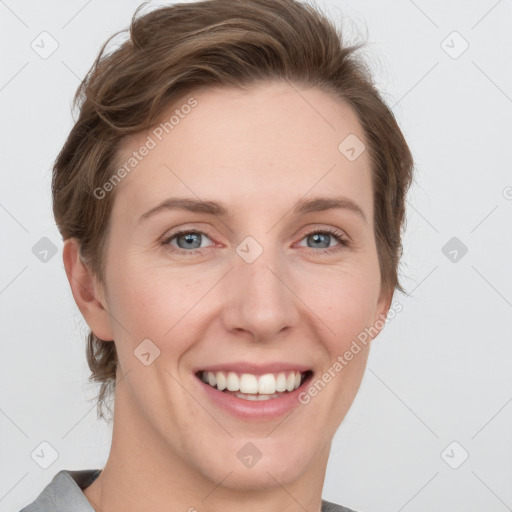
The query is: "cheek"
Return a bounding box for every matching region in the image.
[105,260,207,357]
[298,265,381,343]
[300,272,377,421]
[324,276,379,398]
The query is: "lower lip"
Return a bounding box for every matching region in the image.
[196,373,313,421]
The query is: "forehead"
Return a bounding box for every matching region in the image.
[111,81,373,222]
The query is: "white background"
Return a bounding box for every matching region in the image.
[1,1,511,511]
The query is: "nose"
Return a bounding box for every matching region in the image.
[220,244,300,341]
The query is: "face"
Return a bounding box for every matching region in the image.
[90,81,391,490]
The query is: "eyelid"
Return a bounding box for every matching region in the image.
[161,224,350,255]
[161,228,216,250]
[297,226,350,247]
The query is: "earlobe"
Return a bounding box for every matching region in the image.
[62,239,114,341]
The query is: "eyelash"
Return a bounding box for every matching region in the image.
[161,227,350,256]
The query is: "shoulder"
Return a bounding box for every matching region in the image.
[19,469,101,512]
[321,498,360,512]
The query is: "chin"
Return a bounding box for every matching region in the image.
[194,437,315,491]
[209,460,306,491]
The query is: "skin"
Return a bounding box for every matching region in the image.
[64,80,393,512]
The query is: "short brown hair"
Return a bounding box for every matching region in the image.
[53,0,414,422]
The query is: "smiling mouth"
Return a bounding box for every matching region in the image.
[196,370,313,401]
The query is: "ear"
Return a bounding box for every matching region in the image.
[62,239,114,342]
[370,284,394,341]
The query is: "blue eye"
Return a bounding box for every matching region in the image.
[161,227,349,256]
[299,228,349,252]
[162,230,213,254]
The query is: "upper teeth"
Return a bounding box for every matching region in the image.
[201,371,303,394]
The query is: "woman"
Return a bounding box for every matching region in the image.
[20,0,414,510]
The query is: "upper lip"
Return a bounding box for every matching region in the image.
[193,362,312,376]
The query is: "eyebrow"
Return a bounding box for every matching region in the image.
[139,195,367,223]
